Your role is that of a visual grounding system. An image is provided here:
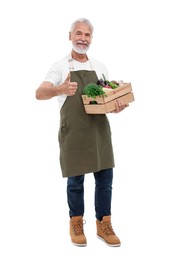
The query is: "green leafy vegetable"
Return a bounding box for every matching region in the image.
[83,83,106,99]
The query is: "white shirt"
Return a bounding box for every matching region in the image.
[44,54,109,109]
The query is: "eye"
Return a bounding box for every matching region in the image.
[76,31,82,35]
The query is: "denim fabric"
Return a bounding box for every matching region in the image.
[67,168,113,220]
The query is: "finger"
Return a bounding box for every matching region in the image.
[65,73,71,82]
[115,99,122,107]
[70,82,78,88]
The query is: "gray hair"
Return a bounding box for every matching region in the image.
[70,18,94,34]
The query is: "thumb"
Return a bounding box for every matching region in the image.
[65,73,71,82]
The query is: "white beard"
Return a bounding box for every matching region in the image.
[72,43,90,54]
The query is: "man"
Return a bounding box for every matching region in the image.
[36,18,128,247]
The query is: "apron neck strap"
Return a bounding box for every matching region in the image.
[68,54,93,71]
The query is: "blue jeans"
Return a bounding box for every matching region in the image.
[67,168,113,221]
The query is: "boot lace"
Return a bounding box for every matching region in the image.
[101,222,115,236]
[72,220,86,236]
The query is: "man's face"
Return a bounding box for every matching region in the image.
[69,22,92,54]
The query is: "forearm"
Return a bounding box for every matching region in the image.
[35,81,62,100]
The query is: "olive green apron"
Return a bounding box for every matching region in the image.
[58,69,115,177]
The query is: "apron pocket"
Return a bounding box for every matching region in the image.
[58,120,68,144]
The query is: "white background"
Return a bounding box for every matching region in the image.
[0,0,173,259]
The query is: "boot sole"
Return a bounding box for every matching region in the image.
[97,235,121,247]
[72,242,87,247]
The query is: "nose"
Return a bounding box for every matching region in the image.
[81,34,86,41]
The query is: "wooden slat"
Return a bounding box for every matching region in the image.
[82,83,132,104]
[84,92,134,114]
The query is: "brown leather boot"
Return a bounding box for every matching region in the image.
[96,215,121,247]
[70,216,87,246]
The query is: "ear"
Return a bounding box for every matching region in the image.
[69,32,71,41]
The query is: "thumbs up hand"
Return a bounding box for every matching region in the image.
[59,73,78,96]
[65,73,71,82]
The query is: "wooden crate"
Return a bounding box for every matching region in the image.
[82,83,134,114]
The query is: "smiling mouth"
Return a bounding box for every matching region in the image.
[76,42,88,48]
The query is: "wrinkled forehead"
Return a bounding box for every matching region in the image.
[73,22,92,34]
